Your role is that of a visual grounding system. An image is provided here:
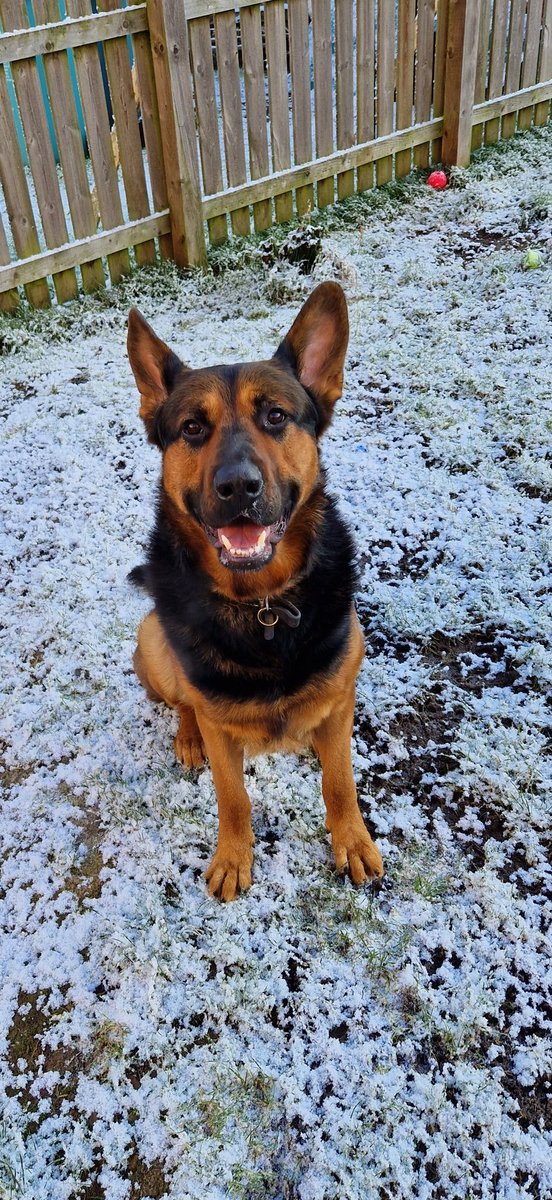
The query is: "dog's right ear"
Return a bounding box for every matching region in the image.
[127,309,187,438]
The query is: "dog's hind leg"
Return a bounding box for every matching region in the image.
[134,612,206,769]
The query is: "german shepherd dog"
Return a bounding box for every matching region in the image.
[127,283,384,901]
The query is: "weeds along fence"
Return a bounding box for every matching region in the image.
[1,0,552,310]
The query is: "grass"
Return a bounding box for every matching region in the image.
[0,1123,25,1200]
[1,119,551,1199]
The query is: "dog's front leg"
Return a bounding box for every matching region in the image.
[196,716,254,901]
[312,688,384,884]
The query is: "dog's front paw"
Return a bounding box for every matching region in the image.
[174,729,206,770]
[329,819,384,885]
[205,837,254,902]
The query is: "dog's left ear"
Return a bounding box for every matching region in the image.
[274,282,349,432]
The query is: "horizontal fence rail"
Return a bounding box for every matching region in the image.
[0,4,148,64]
[0,0,551,309]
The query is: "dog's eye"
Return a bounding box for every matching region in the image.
[181,419,203,439]
[266,408,288,427]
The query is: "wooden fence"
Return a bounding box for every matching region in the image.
[1,0,552,310]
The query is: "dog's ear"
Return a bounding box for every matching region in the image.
[274,282,349,432]
[127,309,187,436]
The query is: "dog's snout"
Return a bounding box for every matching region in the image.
[214,459,264,503]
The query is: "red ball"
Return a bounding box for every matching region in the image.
[427,170,448,190]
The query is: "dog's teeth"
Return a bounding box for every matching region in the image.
[219,528,269,559]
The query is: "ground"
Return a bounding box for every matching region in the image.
[0,127,551,1200]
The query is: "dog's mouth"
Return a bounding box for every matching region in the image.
[203,516,288,570]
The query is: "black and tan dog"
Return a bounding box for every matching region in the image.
[127,282,383,901]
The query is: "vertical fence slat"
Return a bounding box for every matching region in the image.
[0,64,50,306]
[312,0,334,207]
[471,0,491,149]
[128,0,172,258]
[442,0,481,167]
[288,0,314,215]
[214,8,250,236]
[357,0,375,191]
[147,0,206,266]
[415,0,436,168]
[519,0,545,127]
[189,16,228,244]
[0,0,78,303]
[502,0,527,139]
[485,0,509,143]
[65,0,130,282]
[432,0,450,161]
[376,0,395,184]
[522,0,545,84]
[535,0,552,123]
[335,0,355,198]
[396,0,416,176]
[97,0,155,267]
[33,0,105,294]
[264,0,293,223]
[0,209,20,311]
[241,3,271,231]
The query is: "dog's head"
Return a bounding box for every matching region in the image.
[127,283,348,586]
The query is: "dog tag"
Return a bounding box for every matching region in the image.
[257,599,279,640]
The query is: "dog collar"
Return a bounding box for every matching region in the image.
[257,596,302,641]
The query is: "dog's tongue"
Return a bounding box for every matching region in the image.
[217,522,270,551]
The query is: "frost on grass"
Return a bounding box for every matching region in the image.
[1,128,551,1199]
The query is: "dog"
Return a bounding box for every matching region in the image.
[127,282,384,900]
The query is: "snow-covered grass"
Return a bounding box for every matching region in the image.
[1,127,551,1200]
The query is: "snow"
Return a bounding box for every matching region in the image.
[1,127,551,1199]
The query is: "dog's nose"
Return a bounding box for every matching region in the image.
[214,460,264,503]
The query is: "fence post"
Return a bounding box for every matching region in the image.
[147,0,207,268]
[441,0,481,166]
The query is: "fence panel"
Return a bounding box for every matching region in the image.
[2,0,552,308]
[0,0,176,306]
